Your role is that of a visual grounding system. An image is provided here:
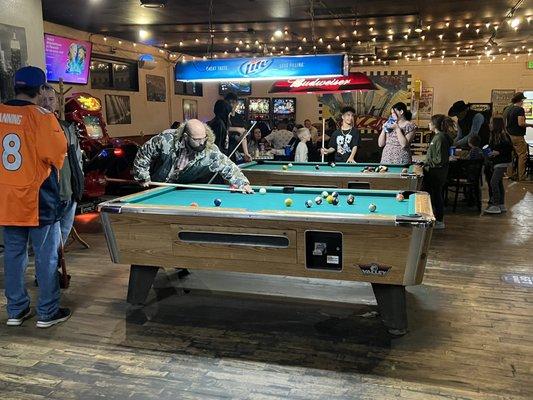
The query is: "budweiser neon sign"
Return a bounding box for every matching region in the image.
[269,72,376,94]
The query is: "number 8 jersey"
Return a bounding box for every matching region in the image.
[0,101,66,226]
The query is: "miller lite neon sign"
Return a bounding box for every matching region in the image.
[175,54,347,82]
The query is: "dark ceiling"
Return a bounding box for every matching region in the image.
[42,0,532,64]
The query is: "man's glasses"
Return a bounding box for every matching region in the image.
[184,133,207,144]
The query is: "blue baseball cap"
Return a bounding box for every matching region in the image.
[14,66,47,88]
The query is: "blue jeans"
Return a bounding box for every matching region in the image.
[3,222,61,319]
[60,201,77,244]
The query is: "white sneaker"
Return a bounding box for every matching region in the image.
[484,205,502,214]
[434,221,445,229]
[499,205,507,212]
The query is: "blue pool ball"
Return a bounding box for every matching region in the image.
[315,165,320,170]
[259,187,267,194]
[315,196,323,205]
[368,203,377,212]
[321,191,329,198]
[347,195,355,205]
[288,163,293,168]
[332,197,339,205]
[332,191,339,198]
[214,198,222,207]
[305,200,313,208]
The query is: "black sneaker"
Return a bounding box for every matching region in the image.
[6,307,33,326]
[36,308,71,328]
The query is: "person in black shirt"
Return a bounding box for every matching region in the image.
[320,106,360,163]
[504,92,532,181]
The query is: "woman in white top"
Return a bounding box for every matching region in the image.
[294,128,311,162]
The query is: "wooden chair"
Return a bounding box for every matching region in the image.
[445,159,484,212]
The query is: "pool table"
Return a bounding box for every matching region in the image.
[99,185,434,334]
[240,161,423,190]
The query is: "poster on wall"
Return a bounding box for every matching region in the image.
[44,34,92,85]
[182,99,198,120]
[417,87,434,120]
[146,74,166,102]
[0,23,28,103]
[105,95,131,125]
[491,89,515,117]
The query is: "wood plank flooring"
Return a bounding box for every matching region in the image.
[0,180,532,399]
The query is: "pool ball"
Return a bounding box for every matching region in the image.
[347,195,355,205]
[402,167,408,173]
[284,198,293,207]
[305,200,313,208]
[282,165,288,170]
[332,197,339,205]
[315,165,320,170]
[259,187,267,194]
[330,162,336,168]
[381,166,388,172]
[315,196,323,205]
[288,163,293,168]
[190,202,199,207]
[332,191,339,198]
[326,195,334,204]
[214,198,222,207]
[396,193,405,202]
[368,203,377,212]
[321,191,329,198]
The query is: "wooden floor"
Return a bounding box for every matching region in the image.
[0,181,532,400]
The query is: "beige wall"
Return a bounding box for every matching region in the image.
[0,0,45,68]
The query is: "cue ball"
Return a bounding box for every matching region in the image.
[315,165,320,170]
[326,195,334,204]
[368,203,377,212]
[315,196,323,205]
[282,165,288,170]
[190,202,199,207]
[305,200,313,208]
[330,162,336,168]
[402,167,408,173]
[396,193,405,202]
[332,191,339,198]
[332,197,339,205]
[347,195,355,205]
[259,187,267,194]
[214,198,222,207]
[321,191,329,198]
[288,163,293,168]
[284,198,293,207]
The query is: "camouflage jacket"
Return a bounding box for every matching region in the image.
[133,124,250,188]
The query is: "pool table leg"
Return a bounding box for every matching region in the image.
[127,265,160,305]
[371,283,407,335]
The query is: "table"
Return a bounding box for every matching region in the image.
[239,161,423,190]
[99,185,435,334]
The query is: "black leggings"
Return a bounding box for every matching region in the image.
[421,167,449,222]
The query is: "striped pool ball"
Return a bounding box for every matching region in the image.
[321,191,329,198]
[315,165,320,170]
[330,162,336,168]
[305,200,313,208]
[332,191,339,198]
[214,198,222,207]
[402,167,408,173]
[332,197,339,205]
[347,195,355,205]
[190,202,199,207]
[284,198,293,207]
[396,193,405,202]
[368,203,377,212]
[315,196,323,205]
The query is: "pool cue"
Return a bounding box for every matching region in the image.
[105,178,245,192]
[321,118,326,162]
[207,120,258,184]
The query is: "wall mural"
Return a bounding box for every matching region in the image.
[318,71,411,133]
[0,23,28,103]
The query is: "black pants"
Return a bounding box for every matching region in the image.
[422,166,448,222]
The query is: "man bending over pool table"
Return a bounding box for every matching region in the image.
[134,119,253,193]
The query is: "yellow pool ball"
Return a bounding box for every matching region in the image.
[326,195,334,204]
[284,198,293,207]
[282,165,288,170]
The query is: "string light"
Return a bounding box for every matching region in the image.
[341,42,346,47]
[475,28,480,34]
[438,34,443,40]
[195,38,199,43]
[335,35,340,41]
[352,30,357,35]
[302,37,307,42]
[445,22,450,27]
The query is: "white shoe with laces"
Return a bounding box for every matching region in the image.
[484,205,502,214]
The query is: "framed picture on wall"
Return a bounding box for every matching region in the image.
[491,89,515,117]
[105,94,132,125]
[182,99,198,120]
[0,23,28,103]
[146,74,166,102]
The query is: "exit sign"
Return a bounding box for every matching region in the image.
[528,60,533,69]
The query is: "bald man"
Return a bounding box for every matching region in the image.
[133,119,253,193]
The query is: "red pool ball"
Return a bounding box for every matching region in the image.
[396,193,405,202]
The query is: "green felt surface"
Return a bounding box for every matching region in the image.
[125,186,416,216]
[240,161,413,175]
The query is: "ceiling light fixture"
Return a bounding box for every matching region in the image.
[140,0,167,8]
[414,18,423,33]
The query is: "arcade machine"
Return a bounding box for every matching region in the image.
[64,93,138,211]
[272,97,296,125]
[248,97,272,131]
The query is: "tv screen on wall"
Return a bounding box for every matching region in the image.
[219,81,252,95]
[44,33,92,84]
[273,98,296,115]
[248,98,270,115]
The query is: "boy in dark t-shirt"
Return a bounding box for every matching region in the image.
[321,106,360,163]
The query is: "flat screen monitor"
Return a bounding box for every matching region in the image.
[219,81,252,95]
[273,98,296,115]
[44,33,92,84]
[248,98,270,115]
[235,98,246,116]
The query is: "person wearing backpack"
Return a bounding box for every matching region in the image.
[504,92,533,181]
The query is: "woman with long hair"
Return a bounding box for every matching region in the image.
[422,114,455,229]
[378,102,417,164]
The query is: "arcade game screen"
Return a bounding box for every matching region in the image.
[44,34,92,84]
[219,81,252,95]
[248,98,270,116]
[273,98,296,115]
[235,98,246,116]
[83,115,104,139]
